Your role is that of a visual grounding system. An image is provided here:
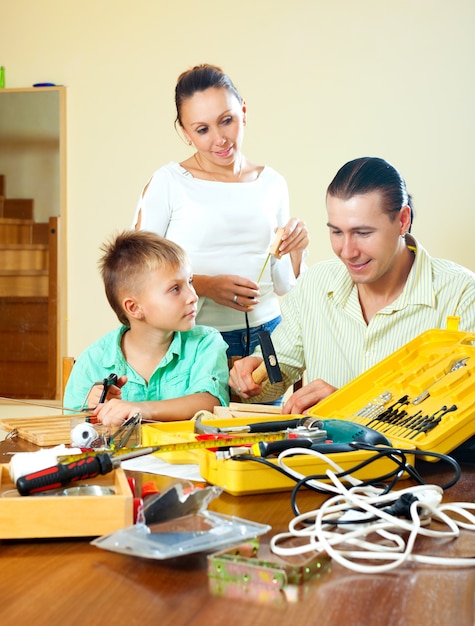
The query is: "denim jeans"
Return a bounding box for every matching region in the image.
[221,316,282,360]
[222,316,283,406]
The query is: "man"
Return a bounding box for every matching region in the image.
[229,157,475,413]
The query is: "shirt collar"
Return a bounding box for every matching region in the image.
[101,327,184,372]
[328,234,435,310]
[100,326,129,369]
[396,234,435,308]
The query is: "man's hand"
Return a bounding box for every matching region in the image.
[228,356,265,399]
[282,378,337,414]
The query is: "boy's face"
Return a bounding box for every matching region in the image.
[133,263,198,332]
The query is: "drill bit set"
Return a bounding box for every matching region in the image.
[308,327,475,460]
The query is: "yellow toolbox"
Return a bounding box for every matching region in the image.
[307,328,475,460]
[142,414,411,495]
[142,327,474,495]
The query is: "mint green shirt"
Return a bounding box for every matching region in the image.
[64,325,230,411]
[256,235,475,401]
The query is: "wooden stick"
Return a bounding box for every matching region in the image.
[251,361,268,384]
[269,227,285,259]
[228,402,282,414]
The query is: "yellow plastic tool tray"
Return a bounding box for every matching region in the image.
[141,414,413,496]
[142,420,203,464]
[307,328,475,461]
[141,416,306,465]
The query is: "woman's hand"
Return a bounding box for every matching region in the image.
[194,274,260,310]
[278,218,310,278]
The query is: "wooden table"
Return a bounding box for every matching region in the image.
[1,438,474,626]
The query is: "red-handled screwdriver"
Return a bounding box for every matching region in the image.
[16,446,162,496]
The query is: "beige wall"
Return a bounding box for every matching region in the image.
[1,0,474,359]
[0,91,60,221]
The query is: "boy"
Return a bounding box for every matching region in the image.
[64,230,229,427]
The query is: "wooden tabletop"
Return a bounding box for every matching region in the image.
[1,438,474,626]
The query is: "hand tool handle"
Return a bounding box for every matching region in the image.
[251,362,268,384]
[98,373,119,404]
[247,418,304,433]
[269,227,285,259]
[253,438,315,457]
[256,330,282,385]
[16,453,114,496]
[254,438,379,456]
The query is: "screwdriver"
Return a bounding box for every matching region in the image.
[216,417,323,434]
[15,433,289,495]
[16,446,162,496]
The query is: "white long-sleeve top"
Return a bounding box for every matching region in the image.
[132,162,296,331]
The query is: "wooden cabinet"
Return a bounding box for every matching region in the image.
[0,87,65,399]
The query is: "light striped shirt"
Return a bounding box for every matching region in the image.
[256,235,475,401]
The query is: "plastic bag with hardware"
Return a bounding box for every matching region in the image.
[91,480,270,559]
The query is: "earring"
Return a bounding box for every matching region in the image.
[187,139,192,146]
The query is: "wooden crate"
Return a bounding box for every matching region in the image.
[0,464,133,538]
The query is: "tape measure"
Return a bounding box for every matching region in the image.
[57,432,288,464]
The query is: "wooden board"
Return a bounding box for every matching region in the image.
[213,402,283,419]
[0,415,74,446]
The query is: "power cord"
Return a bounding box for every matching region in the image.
[233,443,461,518]
[266,447,475,572]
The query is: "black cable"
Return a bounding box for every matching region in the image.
[289,448,410,517]
[232,443,461,519]
[316,492,421,528]
[244,312,251,357]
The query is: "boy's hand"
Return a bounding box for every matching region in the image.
[86,375,127,408]
[93,397,139,428]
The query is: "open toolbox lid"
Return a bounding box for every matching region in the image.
[307,327,475,460]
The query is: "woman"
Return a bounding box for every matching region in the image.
[132,64,309,363]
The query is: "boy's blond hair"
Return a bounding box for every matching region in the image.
[99,230,188,326]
